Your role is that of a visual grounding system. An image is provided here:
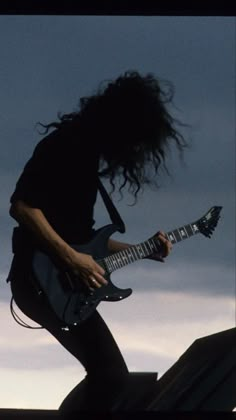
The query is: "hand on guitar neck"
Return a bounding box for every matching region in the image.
[145,231,173,262]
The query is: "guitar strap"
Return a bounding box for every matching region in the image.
[97,177,126,233]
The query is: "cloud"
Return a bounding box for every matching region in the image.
[1,288,234,409]
[0,366,82,410]
[99,289,235,343]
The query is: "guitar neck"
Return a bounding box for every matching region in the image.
[103,221,200,274]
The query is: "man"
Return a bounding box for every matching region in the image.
[7,71,186,410]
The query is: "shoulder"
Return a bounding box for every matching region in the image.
[28,126,76,169]
[33,127,66,155]
[33,124,100,170]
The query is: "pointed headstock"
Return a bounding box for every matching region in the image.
[196,206,222,238]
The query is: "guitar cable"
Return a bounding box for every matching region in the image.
[10,296,44,329]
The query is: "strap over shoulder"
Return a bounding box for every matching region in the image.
[97,177,126,233]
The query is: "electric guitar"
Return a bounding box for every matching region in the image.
[32,206,222,326]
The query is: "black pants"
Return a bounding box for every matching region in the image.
[9,256,129,411]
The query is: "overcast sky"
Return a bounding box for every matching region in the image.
[0,16,235,409]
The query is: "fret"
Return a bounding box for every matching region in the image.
[108,257,114,271]
[120,252,128,266]
[114,253,122,269]
[120,250,127,264]
[136,245,143,259]
[117,255,123,268]
[167,231,177,244]
[189,223,195,235]
[150,238,158,252]
[120,252,126,267]
[125,248,133,263]
[178,226,188,240]
[141,241,149,256]
[135,244,143,258]
[109,256,116,270]
[128,248,134,262]
[173,229,182,242]
[105,256,112,272]
[142,243,150,257]
[183,225,189,237]
[109,255,116,271]
[110,255,117,271]
[149,240,156,253]
[140,242,149,257]
[126,248,135,262]
[185,223,194,237]
[130,246,139,261]
[145,241,152,256]
[116,255,123,268]
[165,233,172,242]
[126,247,134,262]
[104,256,110,271]
[134,245,139,258]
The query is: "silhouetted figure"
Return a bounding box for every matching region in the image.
[7,71,187,411]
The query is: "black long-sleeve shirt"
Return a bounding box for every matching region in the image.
[10,124,99,252]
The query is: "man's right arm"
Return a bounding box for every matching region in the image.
[9,200,107,288]
[10,200,78,267]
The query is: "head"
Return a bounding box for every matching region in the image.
[38,71,189,203]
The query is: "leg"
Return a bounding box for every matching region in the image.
[10,263,129,410]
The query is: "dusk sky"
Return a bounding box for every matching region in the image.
[0,15,235,409]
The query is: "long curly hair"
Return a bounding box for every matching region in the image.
[38,71,189,203]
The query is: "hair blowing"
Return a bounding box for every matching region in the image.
[38,71,189,204]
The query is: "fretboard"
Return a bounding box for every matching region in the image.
[103,221,200,274]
